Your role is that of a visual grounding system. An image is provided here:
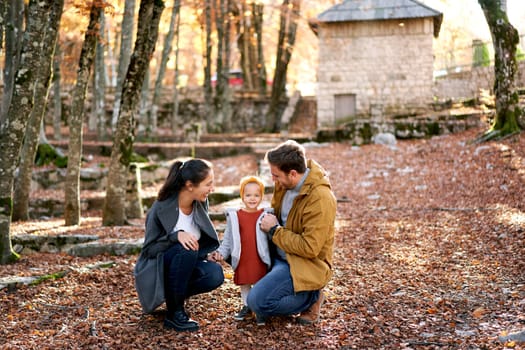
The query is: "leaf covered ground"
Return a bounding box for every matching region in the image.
[1,127,524,349]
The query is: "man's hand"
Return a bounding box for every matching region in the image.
[260,213,279,232]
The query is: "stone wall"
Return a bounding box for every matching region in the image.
[155,93,286,134]
[317,18,436,127]
[433,61,525,101]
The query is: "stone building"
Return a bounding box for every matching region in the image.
[311,0,442,127]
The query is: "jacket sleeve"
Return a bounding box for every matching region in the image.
[217,211,233,259]
[272,187,336,258]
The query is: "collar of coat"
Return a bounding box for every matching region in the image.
[156,195,215,238]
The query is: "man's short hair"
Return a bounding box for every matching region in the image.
[265,140,307,174]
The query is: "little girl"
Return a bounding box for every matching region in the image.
[210,176,271,324]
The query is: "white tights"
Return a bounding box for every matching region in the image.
[240,284,252,305]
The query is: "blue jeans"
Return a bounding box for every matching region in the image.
[247,258,319,317]
[163,243,224,298]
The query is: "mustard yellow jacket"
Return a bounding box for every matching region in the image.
[271,159,337,292]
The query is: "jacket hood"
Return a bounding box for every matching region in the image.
[300,159,332,195]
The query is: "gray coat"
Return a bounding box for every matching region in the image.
[217,207,272,271]
[134,196,220,313]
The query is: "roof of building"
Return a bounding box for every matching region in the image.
[315,0,442,37]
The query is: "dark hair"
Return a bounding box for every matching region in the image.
[157,159,212,201]
[265,140,307,174]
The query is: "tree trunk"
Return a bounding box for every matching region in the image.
[213,0,228,131]
[0,0,55,265]
[111,0,136,130]
[203,0,213,132]
[104,17,115,88]
[0,0,24,126]
[237,1,253,91]
[477,0,522,141]
[170,0,182,135]
[253,2,267,97]
[139,68,150,136]
[102,0,165,226]
[265,0,300,132]
[221,0,232,130]
[0,1,5,51]
[64,3,100,226]
[90,10,106,136]
[150,0,179,137]
[13,0,64,222]
[234,1,265,96]
[52,41,63,140]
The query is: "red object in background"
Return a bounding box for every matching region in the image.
[211,69,272,88]
[212,69,243,87]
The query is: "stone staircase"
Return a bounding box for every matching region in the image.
[11,134,287,265]
[29,134,287,219]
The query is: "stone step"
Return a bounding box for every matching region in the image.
[48,140,255,159]
[28,182,275,220]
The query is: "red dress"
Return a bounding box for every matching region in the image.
[234,209,268,285]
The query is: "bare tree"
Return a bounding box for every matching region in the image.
[0,1,4,51]
[253,2,267,97]
[111,0,136,129]
[170,0,182,134]
[0,0,56,264]
[150,0,181,137]
[266,0,301,132]
[203,0,214,132]
[64,2,101,226]
[0,0,24,126]
[213,0,232,131]
[90,9,107,136]
[477,0,523,141]
[12,0,64,221]
[138,67,150,135]
[102,0,165,226]
[52,41,63,140]
[235,1,266,95]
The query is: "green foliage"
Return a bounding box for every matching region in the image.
[119,137,135,166]
[426,122,441,136]
[516,46,525,61]
[54,156,68,168]
[358,122,372,142]
[130,152,148,163]
[473,42,491,67]
[3,251,20,264]
[35,143,68,168]
[0,232,20,264]
[29,271,68,285]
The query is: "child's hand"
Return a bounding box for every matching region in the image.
[207,251,223,262]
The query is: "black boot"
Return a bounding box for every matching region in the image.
[164,295,199,332]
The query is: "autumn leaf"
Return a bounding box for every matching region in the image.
[472,307,486,318]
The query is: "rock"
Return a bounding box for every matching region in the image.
[65,239,143,257]
[372,132,397,146]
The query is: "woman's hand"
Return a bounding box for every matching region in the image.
[178,231,199,251]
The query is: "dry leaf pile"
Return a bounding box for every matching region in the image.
[1,127,524,349]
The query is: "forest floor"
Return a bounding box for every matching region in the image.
[1,126,525,349]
